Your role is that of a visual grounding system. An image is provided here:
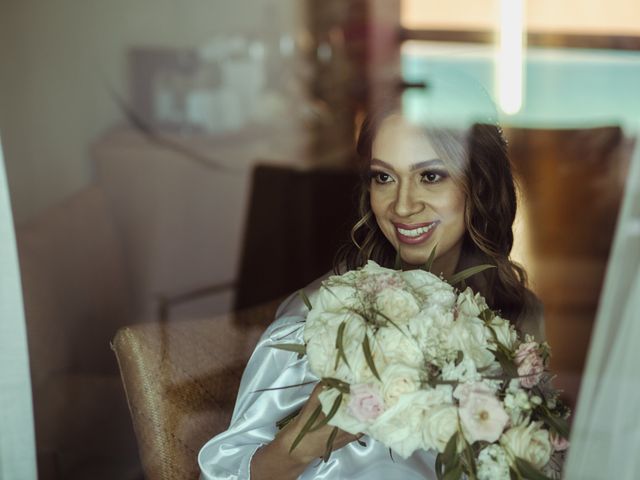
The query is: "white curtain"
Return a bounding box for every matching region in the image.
[0,136,37,479]
[565,136,640,479]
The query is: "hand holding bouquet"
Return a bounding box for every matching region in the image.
[273,261,570,480]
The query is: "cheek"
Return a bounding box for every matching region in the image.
[369,189,388,220]
[438,189,466,231]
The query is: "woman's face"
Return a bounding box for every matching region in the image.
[369,115,466,275]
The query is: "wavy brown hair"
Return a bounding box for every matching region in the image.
[334,107,533,325]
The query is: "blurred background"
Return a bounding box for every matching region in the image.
[0,0,637,478]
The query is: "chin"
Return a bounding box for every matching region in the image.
[398,250,431,268]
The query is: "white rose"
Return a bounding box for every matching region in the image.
[489,315,517,350]
[369,387,452,459]
[500,421,553,469]
[362,260,394,275]
[316,280,360,313]
[374,325,423,369]
[477,445,511,480]
[318,387,367,435]
[305,313,367,382]
[421,404,459,452]
[306,333,350,380]
[441,356,482,384]
[304,310,343,342]
[408,306,457,365]
[375,288,420,325]
[380,362,422,407]
[457,287,489,318]
[448,314,495,369]
[401,269,457,308]
[337,315,368,359]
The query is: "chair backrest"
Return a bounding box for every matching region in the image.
[112,299,279,480]
[234,164,359,311]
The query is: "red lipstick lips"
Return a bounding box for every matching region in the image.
[393,221,439,245]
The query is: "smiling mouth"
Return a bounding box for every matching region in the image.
[393,221,439,244]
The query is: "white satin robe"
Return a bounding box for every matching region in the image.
[198,273,440,480]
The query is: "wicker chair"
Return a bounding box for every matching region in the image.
[111,298,281,480]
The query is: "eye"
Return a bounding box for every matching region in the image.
[421,170,447,184]
[370,171,394,185]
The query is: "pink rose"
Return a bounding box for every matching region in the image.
[456,383,509,443]
[550,431,570,451]
[347,383,385,422]
[514,342,544,388]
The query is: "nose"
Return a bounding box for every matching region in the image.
[392,181,424,218]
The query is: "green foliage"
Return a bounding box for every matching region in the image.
[362,334,381,381]
[298,289,313,311]
[449,265,496,286]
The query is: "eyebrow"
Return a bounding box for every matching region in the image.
[371,158,444,171]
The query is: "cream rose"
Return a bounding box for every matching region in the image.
[368,387,452,459]
[456,287,489,317]
[374,288,420,325]
[380,362,422,407]
[500,421,553,469]
[421,404,459,452]
[448,314,494,369]
[401,269,457,308]
[489,315,517,350]
[318,387,366,435]
[347,383,385,422]
[374,326,423,369]
[456,382,509,444]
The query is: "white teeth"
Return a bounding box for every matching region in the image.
[397,223,436,237]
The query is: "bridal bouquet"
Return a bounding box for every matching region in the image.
[273,260,570,480]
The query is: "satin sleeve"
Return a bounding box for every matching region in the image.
[198,285,321,480]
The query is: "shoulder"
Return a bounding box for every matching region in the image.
[264,269,335,336]
[517,288,546,343]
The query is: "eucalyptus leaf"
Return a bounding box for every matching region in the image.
[362,334,381,381]
[514,458,554,480]
[323,426,339,462]
[251,380,316,393]
[541,408,571,438]
[298,289,313,311]
[289,404,323,453]
[276,408,301,430]
[423,243,438,272]
[443,461,463,480]
[464,439,477,479]
[310,393,343,432]
[394,250,403,270]
[435,453,444,480]
[269,343,306,356]
[321,377,351,394]
[335,321,351,368]
[442,432,459,467]
[373,309,409,337]
[479,308,494,323]
[449,265,496,286]
[494,348,519,378]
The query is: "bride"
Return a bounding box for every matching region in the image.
[199,100,546,479]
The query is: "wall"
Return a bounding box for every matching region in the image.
[0,0,304,224]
